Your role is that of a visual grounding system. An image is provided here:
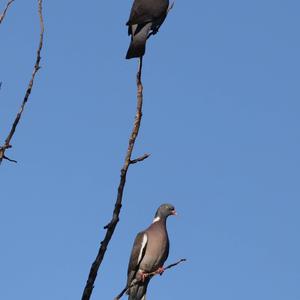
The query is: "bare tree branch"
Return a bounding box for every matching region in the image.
[0,0,14,25]
[130,153,150,164]
[81,57,148,300]
[114,258,187,300]
[163,258,186,271]
[167,1,175,13]
[2,154,17,163]
[0,0,44,165]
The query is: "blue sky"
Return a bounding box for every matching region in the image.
[1,0,300,299]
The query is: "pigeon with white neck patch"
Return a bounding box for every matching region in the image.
[126,204,177,300]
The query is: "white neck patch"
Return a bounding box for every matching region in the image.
[152,216,160,223]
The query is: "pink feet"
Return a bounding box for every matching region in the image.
[139,266,165,282]
[155,266,165,275]
[139,271,148,282]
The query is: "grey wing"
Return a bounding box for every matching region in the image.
[127,231,148,287]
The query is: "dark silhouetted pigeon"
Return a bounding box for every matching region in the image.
[126,0,170,59]
[126,204,176,300]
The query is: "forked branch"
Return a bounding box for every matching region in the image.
[0,0,44,165]
[81,57,149,300]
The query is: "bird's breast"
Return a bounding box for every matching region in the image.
[140,225,169,272]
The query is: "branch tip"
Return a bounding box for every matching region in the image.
[129,153,150,164]
[168,1,175,13]
[103,222,111,230]
[3,155,17,163]
[0,0,15,24]
[0,0,44,166]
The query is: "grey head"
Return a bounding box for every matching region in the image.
[154,203,177,220]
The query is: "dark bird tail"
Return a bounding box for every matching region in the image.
[127,279,150,300]
[126,40,145,59]
[126,23,152,59]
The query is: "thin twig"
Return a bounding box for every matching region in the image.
[114,258,187,300]
[81,57,149,300]
[0,0,44,165]
[167,1,175,13]
[2,154,17,163]
[0,0,14,24]
[130,153,150,164]
[164,258,186,271]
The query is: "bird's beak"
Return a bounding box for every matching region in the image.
[171,210,177,216]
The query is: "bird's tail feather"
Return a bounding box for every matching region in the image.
[126,23,152,59]
[128,280,149,300]
[126,40,145,59]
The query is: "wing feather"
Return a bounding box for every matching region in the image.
[127,231,148,287]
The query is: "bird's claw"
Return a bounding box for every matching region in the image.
[155,267,165,275]
[140,271,148,282]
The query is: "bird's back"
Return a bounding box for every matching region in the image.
[127,0,169,25]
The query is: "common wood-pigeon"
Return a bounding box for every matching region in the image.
[126,203,176,299]
[126,0,170,59]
